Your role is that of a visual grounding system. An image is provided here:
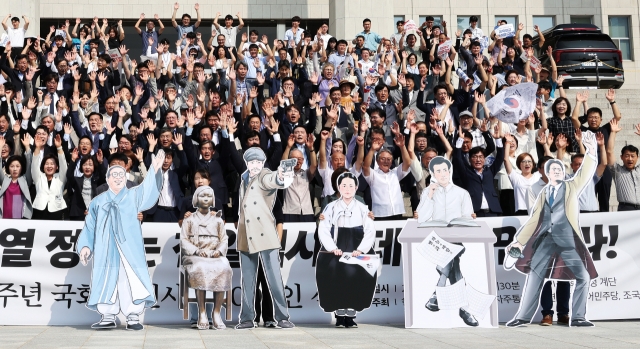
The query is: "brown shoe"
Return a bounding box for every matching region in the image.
[540,314,553,326]
[557,315,570,325]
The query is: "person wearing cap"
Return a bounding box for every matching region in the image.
[284,16,303,50]
[2,14,29,55]
[459,110,487,148]
[213,12,244,48]
[352,18,382,52]
[171,2,201,49]
[234,147,296,330]
[467,16,484,39]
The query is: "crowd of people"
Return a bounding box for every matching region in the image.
[0,6,638,226]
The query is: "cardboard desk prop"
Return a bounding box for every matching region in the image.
[505,131,599,328]
[76,150,166,331]
[398,156,498,328]
[316,172,379,328]
[180,185,233,330]
[235,148,297,330]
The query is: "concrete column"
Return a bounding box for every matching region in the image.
[329,0,394,41]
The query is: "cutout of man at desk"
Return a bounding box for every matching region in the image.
[415,156,478,326]
[505,131,598,328]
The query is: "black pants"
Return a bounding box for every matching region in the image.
[283,214,315,223]
[376,214,404,221]
[254,259,274,324]
[499,189,516,217]
[475,211,499,217]
[32,208,64,220]
[618,203,640,211]
[151,207,179,222]
[540,280,571,317]
[595,167,612,212]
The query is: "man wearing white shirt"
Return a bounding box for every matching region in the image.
[213,12,244,48]
[318,129,347,197]
[284,16,303,50]
[354,132,411,220]
[315,21,332,50]
[468,16,484,39]
[2,15,29,54]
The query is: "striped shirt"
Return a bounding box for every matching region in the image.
[610,163,640,205]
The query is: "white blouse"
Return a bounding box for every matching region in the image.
[508,171,542,211]
[318,199,375,253]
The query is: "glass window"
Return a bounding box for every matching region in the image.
[533,16,555,31]
[419,15,442,28]
[457,16,481,33]
[570,16,593,24]
[609,16,632,60]
[394,15,405,34]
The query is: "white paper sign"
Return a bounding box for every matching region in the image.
[403,20,417,32]
[437,40,452,60]
[485,82,538,123]
[0,33,8,46]
[417,231,464,268]
[495,24,515,39]
[339,253,380,277]
[522,52,542,69]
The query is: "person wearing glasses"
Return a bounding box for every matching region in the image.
[503,134,541,216]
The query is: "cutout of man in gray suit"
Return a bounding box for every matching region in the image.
[505,131,599,328]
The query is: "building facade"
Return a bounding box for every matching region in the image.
[7,0,640,87]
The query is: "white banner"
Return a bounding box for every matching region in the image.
[1,212,638,325]
[0,220,404,325]
[486,82,538,124]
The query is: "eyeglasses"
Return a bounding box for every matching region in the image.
[470,155,484,160]
[109,172,126,178]
[520,160,533,164]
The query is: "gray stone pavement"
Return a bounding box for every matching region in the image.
[2,321,640,348]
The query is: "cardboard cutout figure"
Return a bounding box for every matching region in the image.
[415,156,481,326]
[76,150,166,331]
[505,131,599,328]
[180,185,232,330]
[235,147,297,330]
[316,172,378,328]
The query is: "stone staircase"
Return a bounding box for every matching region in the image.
[563,89,640,211]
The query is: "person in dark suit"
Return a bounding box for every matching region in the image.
[43,57,74,96]
[143,140,188,223]
[66,155,106,221]
[183,138,228,217]
[452,125,504,217]
[506,132,599,328]
[277,103,317,142]
[416,83,470,130]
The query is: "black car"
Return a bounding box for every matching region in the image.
[533,24,624,89]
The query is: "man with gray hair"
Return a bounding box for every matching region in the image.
[235,147,297,330]
[353,131,412,220]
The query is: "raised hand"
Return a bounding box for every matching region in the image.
[605,88,616,103]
